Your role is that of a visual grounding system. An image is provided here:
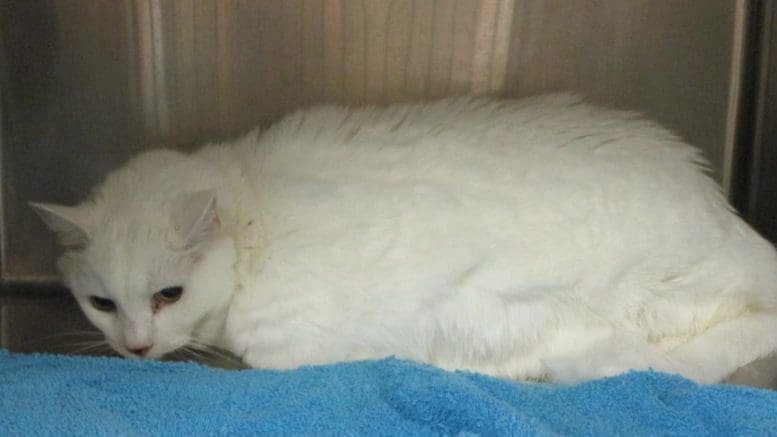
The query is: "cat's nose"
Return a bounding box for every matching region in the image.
[129,345,152,357]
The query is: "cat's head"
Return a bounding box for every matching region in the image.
[31,150,237,359]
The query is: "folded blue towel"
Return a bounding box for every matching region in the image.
[1,349,775,435]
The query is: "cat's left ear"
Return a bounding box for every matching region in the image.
[29,202,97,249]
[171,189,220,250]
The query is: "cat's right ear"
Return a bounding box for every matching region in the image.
[29,202,96,249]
[171,189,220,250]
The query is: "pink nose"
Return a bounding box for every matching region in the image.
[129,345,152,357]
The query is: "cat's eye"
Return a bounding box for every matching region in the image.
[89,296,116,312]
[155,286,183,303]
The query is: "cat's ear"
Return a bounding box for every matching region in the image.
[29,202,96,249]
[172,189,220,250]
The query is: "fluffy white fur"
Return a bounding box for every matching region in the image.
[33,95,777,385]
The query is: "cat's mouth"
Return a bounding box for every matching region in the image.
[117,347,156,359]
[109,340,163,360]
[109,339,244,367]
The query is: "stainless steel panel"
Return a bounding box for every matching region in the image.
[0,295,99,354]
[1,1,745,284]
[506,0,742,188]
[741,0,777,243]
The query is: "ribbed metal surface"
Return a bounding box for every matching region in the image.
[1,0,745,283]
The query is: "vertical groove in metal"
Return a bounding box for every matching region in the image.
[150,0,169,138]
[722,0,750,196]
[730,0,768,217]
[0,56,5,279]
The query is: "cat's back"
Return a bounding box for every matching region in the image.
[234,94,774,307]
[249,95,713,206]
[245,95,728,250]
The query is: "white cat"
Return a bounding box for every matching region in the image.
[32,95,777,386]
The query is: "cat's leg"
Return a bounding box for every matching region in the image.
[537,326,687,383]
[540,313,777,385]
[665,312,777,384]
[230,319,356,370]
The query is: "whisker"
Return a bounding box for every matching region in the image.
[182,347,208,362]
[189,342,237,361]
[170,338,245,369]
[34,330,104,341]
[69,341,112,355]
[15,331,106,351]
[65,340,109,348]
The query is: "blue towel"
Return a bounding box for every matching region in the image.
[1,349,775,436]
